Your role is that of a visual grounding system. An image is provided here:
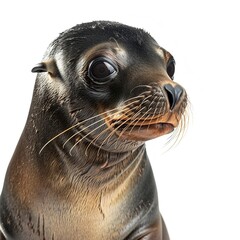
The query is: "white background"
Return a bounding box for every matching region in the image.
[0,0,239,239]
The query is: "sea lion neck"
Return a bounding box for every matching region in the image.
[46,143,147,188]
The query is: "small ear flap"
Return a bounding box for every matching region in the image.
[31,63,47,73]
[31,60,59,77]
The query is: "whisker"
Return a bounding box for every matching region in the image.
[63,116,108,149]
[116,106,146,139]
[70,98,143,156]
[86,124,113,157]
[69,116,112,156]
[106,106,146,149]
[147,96,160,131]
[39,122,81,154]
[116,93,154,138]
[39,95,144,154]
[163,99,190,152]
[85,105,140,156]
[128,107,153,134]
[108,106,151,150]
[88,92,152,154]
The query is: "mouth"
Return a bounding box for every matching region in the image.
[110,120,175,141]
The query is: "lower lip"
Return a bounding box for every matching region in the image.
[116,123,174,141]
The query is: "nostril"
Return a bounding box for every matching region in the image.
[164,84,183,110]
[175,85,184,104]
[164,84,175,110]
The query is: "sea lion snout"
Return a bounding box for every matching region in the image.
[107,80,187,142]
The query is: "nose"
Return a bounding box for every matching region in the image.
[164,84,184,110]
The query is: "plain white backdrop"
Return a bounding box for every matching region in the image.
[0,0,239,239]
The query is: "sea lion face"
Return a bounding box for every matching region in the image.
[34,22,188,153]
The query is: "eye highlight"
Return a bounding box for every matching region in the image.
[88,57,118,84]
[166,58,175,80]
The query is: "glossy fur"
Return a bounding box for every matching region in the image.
[0,21,187,239]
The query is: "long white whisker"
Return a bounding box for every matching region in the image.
[163,98,190,152]
[69,119,109,156]
[70,100,143,156]
[96,107,140,153]
[39,95,144,154]
[117,93,154,137]
[39,122,81,154]
[85,105,140,156]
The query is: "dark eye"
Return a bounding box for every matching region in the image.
[88,57,118,84]
[167,59,175,79]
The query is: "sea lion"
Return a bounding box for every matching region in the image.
[0,21,188,240]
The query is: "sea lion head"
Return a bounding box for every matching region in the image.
[32,21,188,155]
